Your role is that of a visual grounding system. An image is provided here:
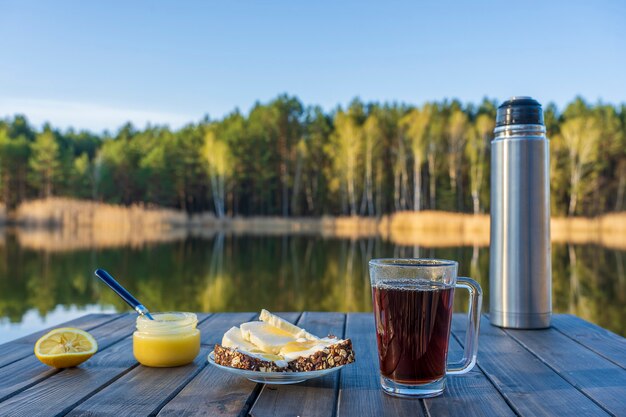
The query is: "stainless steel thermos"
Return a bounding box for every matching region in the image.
[489,96,552,329]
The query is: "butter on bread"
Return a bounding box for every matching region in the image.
[240,321,297,354]
[259,309,318,340]
[212,310,355,372]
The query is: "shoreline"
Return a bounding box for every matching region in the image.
[3,198,626,251]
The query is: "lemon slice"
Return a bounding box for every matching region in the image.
[34,328,98,368]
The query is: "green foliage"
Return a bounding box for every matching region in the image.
[0,127,31,209]
[29,130,62,197]
[1,95,625,216]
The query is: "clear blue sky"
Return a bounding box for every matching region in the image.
[1,0,625,132]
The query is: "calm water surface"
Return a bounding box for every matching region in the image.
[0,232,624,343]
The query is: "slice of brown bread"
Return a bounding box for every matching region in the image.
[213,344,287,372]
[289,339,355,371]
[213,338,355,373]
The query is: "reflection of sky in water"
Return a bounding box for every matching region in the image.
[0,304,116,344]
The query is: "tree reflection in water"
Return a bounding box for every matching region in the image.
[0,232,624,336]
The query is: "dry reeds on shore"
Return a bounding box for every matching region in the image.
[380,211,490,247]
[4,198,626,251]
[14,198,188,229]
[10,198,188,250]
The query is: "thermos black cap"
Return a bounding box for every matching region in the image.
[496,96,544,127]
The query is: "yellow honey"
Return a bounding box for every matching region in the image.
[133,312,200,367]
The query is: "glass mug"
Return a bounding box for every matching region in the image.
[369,259,482,398]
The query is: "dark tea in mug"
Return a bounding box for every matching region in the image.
[369,259,482,398]
[372,280,455,384]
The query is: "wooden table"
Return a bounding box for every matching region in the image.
[0,312,624,416]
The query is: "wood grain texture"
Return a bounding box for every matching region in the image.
[64,313,216,417]
[336,313,426,417]
[453,316,610,417]
[157,312,298,417]
[66,346,212,417]
[0,314,137,404]
[0,338,137,417]
[250,312,346,417]
[424,319,516,417]
[1,312,625,417]
[505,325,626,416]
[69,313,252,416]
[0,314,211,417]
[551,314,626,369]
[0,313,124,368]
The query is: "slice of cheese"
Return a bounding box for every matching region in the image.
[240,321,298,354]
[259,309,319,341]
[222,326,263,353]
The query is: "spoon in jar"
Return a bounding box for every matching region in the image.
[94,268,154,320]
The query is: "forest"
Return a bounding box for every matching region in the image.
[0,95,624,217]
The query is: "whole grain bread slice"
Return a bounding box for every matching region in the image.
[213,338,355,372]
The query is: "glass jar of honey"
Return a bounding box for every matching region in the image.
[133,312,200,367]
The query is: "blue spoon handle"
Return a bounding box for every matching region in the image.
[94,269,154,320]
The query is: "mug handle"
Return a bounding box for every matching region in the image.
[447,277,482,375]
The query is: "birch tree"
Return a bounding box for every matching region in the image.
[426,109,444,209]
[465,113,493,214]
[361,113,383,215]
[446,109,468,210]
[560,116,601,216]
[392,130,410,212]
[329,110,362,215]
[401,105,432,211]
[204,128,232,218]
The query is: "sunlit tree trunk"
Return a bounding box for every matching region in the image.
[467,114,493,214]
[393,168,401,211]
[413,157,421,211]
[561,116,600,216]
[375,164,383,216]
[428,150,436,209]
[360,145,373,215]
[329,111,362,216]
[401,106,432,212]
[347,148,357,216]
[279,134,289,217]
[204,129,232,219]
[400,166,409,210]
[447,109,468,211]
[568,163,581,216]
[361,114,382,216]
[291,143,304,216]
[394,133,409,211]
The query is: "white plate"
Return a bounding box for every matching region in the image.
[207,351,345,384]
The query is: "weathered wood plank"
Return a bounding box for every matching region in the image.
[336,313,425,417]
[0,314,212,417]
[505,324,626,416]
[424,315,516,417]
[157,312,299,417]
[0,313,124,368]
[2,311,624,417]
[452,315,610,417]
[66,346,212,417]
[66,313,260,417]
[0,314,137,404]
[551,314,626,369]
[250,312,346,417]
[0,338,137,417]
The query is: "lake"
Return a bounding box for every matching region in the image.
[0,230,624,343]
